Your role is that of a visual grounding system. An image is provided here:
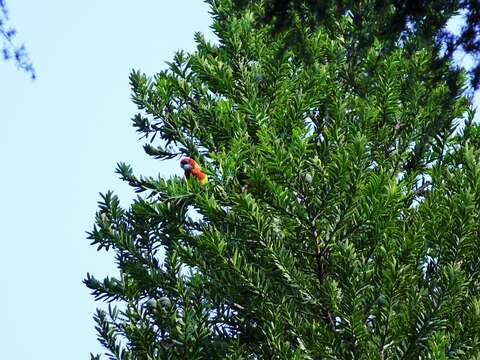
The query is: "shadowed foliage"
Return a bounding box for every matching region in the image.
[233,0,480,89]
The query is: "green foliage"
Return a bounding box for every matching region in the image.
[237,0,480,90]
[86,0,480,358]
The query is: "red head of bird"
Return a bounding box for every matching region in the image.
[180,157,208,184]
[180,157,195,173]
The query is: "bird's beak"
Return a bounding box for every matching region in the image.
[181,163,192,171]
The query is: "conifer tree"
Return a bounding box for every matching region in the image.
[86,0,480,358]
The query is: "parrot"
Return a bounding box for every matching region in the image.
[180,157,208,185]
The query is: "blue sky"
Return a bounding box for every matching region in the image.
[0,1,213,358]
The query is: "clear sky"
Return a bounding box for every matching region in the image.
[0,1,213,358]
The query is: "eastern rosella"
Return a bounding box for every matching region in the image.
[180,157,208,185]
